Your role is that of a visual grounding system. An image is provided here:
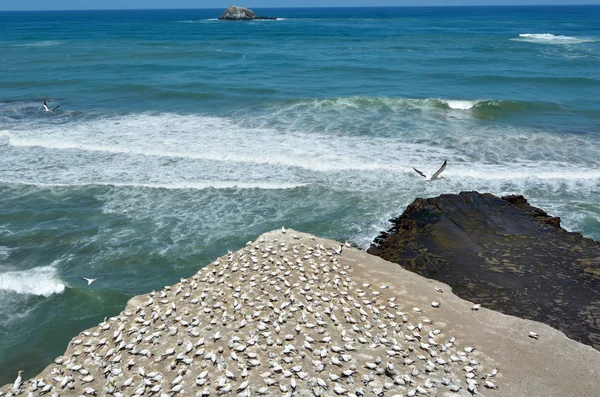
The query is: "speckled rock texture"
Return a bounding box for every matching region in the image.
[2,229,599,397]
[368,191,600,350]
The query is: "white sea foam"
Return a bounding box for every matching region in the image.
[444,100,478,110]
[0,246,12,260]
[1,109,599,204]
[512,33,597,45]
[452,169,600,183]
[0,265,66,296]
[6,180,307,191]
[0,116,397,174]
[13,40,64,47]
[0,296,39,328]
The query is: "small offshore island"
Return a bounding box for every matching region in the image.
[218,5,277,20]
[2,196,599,396]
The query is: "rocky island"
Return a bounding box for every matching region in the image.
[368,191,600,351]
[218,6,276,21]
[2,229,599,396]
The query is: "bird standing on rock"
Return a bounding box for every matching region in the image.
[11,370,23,393]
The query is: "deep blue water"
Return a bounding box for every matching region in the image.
[0,6,599,384]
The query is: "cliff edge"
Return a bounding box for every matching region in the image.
[2,229,599,396]
[368,191,600,350]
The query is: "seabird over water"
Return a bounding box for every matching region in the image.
[43,98,60,112]
[81,277,98,286]
[413,160,447,181]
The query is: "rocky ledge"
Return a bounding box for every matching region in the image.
[2,229,599,396]
[218,6,276,20]
[368,191,600,350]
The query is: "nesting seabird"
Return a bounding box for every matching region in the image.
[11,370,22,393]
[413,160,447,181]
[43,98,60,112]
[1,230,507,397]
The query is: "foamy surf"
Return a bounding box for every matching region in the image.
[2,106,599,193]
[0,246,12,260]
[0,115,400,174]
[0,265,66,296]
[2,132,394,173]
[3,180,308,191]
[452,167,600,181]
[512,33,597,45]
[443,100,478,110]
[13,40,64,47]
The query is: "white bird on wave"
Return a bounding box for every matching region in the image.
[413,160,447,181]
[43,98,60,112]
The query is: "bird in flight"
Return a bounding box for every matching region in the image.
[43,98,60,112]
[413,160,447,181]
[81,277,98,286]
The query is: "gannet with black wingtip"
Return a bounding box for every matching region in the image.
[413,160,447,181]
[43,98,60,112]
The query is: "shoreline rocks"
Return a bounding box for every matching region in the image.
[367,191,600,350]
[218,6,276,20]
[2,229,599,396]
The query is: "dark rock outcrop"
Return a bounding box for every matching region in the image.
[368,191,600,350]
[218,5,276,20]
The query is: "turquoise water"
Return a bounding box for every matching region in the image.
[1,6,599,383]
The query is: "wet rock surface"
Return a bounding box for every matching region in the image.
[368,191,600,350]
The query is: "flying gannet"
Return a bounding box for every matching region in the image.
[43,98,60,112]
[413,160,447,181]
[81,277,98,286]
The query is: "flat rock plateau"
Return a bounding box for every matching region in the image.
[2,229,599,396]
[368,191,600,351]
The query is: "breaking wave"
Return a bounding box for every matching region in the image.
[0,265,66,297]
[512,33,597,45]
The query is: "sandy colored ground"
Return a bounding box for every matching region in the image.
[1,229,598,397]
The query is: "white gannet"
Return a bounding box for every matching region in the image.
[11,370,23,393]
[43,98,60,112]
[81,277,98,286]
[413,160,447,181]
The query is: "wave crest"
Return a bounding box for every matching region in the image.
[512,33,597,45]
[13,40,64,47]
[258,96,559,114]
[0,266,66,297]
[443,100,477,110]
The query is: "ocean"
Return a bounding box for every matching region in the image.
[0,6,599,384]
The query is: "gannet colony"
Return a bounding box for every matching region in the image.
[2,230,598,396]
